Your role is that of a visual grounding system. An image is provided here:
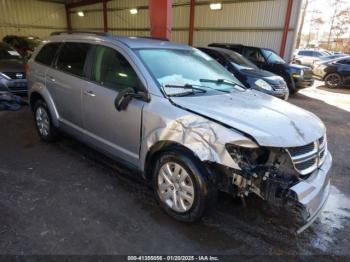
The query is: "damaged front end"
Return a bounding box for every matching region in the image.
[210,137,332,234]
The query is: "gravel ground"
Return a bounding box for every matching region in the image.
[0,82,349,258]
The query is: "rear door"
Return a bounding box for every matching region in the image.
[46,42,91,129]
[30,42,61,93]
[336,58,350,85]
[81,44,146,166]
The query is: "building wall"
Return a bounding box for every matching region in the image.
[0,0,301,60]
[69,0,302,61]
[0,0,66,40]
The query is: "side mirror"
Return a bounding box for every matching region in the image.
[114,87,149,111]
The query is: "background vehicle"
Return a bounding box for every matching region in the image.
[28,33,331,233]
[3,35,41,59]
[0,42,27,94]
[293,49,330,66]
[209,43,314,94]
[313,56,350,88]
[313,53,347,67]
[198,47,289,100]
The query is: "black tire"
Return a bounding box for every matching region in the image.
[287,78,298,94]
[33,100,59,142]
[324,73,343,89]
[152,149,215,222]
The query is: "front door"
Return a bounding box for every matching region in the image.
[82,45,145,166]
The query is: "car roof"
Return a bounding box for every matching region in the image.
[48,32,191,50]
[199,46,241,56]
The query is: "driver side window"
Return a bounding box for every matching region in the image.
[91,45,140,91]
[243,48,265,63]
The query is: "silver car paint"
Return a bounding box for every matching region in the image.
[28,34,332,233]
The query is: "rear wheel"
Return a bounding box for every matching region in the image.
[33,100,59,142]
[152,150,215,222]
[324,73,343,88]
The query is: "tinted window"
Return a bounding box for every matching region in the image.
[242,48,266,63]
[0,43,21,60]
[91,45,139,91]
[299,51,310,56]
[35,43,61,66]
[261,49,285,64]
[56,43,91,77]
[337,58,350,65]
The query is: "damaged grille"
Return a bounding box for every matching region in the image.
[286,136,327,175]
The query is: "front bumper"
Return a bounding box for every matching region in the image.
[0,78,27,94]
[289,151,332,234]
[294,77,314,89]
[253,88,289,100]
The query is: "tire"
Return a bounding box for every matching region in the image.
[324,73,343,89]
[152,149,215,222]
[33,100,59,142]
[287,78,298,94]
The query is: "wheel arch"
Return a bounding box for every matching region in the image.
[143,140,206,182]
[29,89,59,127]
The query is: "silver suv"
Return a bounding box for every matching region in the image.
[27,32,332,233]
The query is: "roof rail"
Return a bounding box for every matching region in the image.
[136,36,169,41]
[50,31,112,37]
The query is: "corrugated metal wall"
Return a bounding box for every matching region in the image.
[0,0,301,60]
[69,0,301,60]
[0,0,66,39]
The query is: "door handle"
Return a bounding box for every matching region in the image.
[84,90,96,97]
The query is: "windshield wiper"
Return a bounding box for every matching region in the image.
[199,78,246,90]
[163,84,207,97]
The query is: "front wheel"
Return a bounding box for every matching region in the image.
[324,73,343,88]
[152,150,215,222]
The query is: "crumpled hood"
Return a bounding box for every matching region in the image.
[171,90,325,147]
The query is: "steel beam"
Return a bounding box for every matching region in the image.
[149,0,172,40]
[280,0,293,57]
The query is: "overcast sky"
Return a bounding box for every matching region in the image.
[302,0,350,38]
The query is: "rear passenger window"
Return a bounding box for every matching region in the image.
[35,43,61,66]
[56,43,91,77]
[91,45,140,91]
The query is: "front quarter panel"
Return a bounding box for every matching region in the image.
[140,96,254,171]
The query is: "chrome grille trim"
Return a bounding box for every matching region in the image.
[286,135,327,175]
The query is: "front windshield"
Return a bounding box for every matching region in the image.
[225,50,258,70]
[261,49,285,64]
[136,48,243,95]
[0,44,22,60]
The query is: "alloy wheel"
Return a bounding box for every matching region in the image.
[157,161,195,213]
[325,73,342,88]
[35,107,50,137]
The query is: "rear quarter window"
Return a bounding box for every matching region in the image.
[35,43,61,66]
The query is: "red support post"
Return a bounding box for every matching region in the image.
[149,0,172,40]
[280,0,293,58]
[65,5,72,31]
[188,0,195,45]
[103,0,108,32]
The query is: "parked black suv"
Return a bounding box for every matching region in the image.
[198,47,289,100]
[209,43,314,93]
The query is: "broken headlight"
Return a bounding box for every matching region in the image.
[226,143,270,169]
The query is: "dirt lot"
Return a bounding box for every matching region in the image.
[0,81,349,258]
